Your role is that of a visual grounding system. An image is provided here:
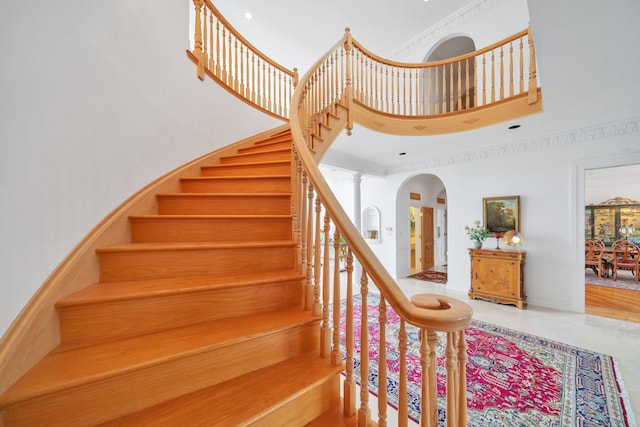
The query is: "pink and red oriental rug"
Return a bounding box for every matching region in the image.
[338,293,635,426]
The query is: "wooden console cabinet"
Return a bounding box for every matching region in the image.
[468,248,527,309]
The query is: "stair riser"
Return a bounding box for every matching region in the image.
[130,217,292,243]
[157,195,291,215]
[0,324,319,427]
[99,245,297,282]
[180,177,291,193]
[220,150,290,164]
[200,162,291,176]
[59,279,304,348]
[248,375,340,426]
[238,141,291,154]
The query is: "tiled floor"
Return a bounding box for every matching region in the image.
[394,273,640,424]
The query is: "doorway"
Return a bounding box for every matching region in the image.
[584,164,640,323]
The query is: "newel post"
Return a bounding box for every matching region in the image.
[193,0,205,80]
[527,25,538,104]
[344,28,354,135]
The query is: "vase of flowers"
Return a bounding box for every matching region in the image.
[464,220,489,249]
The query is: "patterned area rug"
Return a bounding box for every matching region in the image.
[407,270,447,284]
[339,293,635,426]
[585,269,640,291]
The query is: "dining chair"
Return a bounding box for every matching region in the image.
[585,239,606,278]
[611,239,640,282]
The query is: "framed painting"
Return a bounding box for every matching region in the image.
[483,195,520,235]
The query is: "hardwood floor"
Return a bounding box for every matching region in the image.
[585,283,640,323]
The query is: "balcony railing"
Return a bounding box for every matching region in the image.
[188,0,298,120]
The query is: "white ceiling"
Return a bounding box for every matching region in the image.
[211,0,640,176]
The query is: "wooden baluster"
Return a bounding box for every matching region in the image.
[271,66,276,112]
[420,329,431,427]
[344,249,356,416]
[385,65,390,114]
[208,12,214,70]
[202,7,208,71]
[358,271,371,426]
[509,41,514,97]
[519,36,524,94]
[378,296,388,427]
[193,0,205,79]
[215,20,221,76]
[441,65,446,114]
[427,331,438,426]
[344,29,353,134]
[320,211,331,357]
[250,53,256,102]
[465,58,470,109]
[373,61,381,110]
[233,38,239,91]
[398,319,408,427]
[292,153,302,267]
[305,183,314,310]
[449,63,454,112]
[528,25,538,103]
[395,67,400,115]
[414,68,419,115]
[299,172,308,292]
[445,332,459,427]
[499,45,505,100]
[260,61,266,108]
[222,27,228,84]
[240,45,246,97]
[481,53,486,106]
[368,56,373,108]
[457,61,462,111]
[490,49,495,103]
[313,197,322,317]
[278,71,284,116]
[427,67,433,115]
[474,55,479,108]
[331,228,342,366]
[403,68,408,115]
[457,330,469,426]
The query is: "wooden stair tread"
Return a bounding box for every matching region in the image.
[57,271,304,306]
[305,401,365,427]
[96,240,297,253]
[128,214,292,220]
[100,352,342,427]
[181,175,290,181]
[0,309,319,405]
[201,160,290,168]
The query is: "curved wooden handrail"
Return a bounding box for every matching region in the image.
[290,32,471,334]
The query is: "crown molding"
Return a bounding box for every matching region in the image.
[388,0,505,61]
[387,116,640,175]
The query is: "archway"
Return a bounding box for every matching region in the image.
[396,174,447,278]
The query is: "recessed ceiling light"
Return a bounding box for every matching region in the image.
[508,124,521,130]
[244,11,252,20]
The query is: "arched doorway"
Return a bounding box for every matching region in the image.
[397,174,447,278]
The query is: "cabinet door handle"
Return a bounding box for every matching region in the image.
[474,272,478,280]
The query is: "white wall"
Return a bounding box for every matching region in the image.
[343,137,640,313]
[0,0,282,337]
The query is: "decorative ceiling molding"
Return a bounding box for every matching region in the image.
[387,116,640,175]
[388,0,505,61]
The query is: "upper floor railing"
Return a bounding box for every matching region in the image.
[350,27,538,116]
[188,0,298,120]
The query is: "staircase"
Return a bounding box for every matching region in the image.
[0,130,354,426]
